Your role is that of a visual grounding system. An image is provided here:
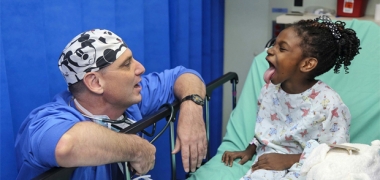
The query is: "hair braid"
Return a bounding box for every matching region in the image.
[290,18,361,77]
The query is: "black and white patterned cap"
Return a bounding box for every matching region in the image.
[58,29,127,86]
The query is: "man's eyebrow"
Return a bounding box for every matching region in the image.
[121,56,132,65]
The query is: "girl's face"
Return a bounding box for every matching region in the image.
[265,27,305,86]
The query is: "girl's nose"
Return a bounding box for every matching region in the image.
[267,46,274,56]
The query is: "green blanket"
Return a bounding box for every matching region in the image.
[188,19,380,179]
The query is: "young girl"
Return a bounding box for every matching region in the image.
[222,15,361,180]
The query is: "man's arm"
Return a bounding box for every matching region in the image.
[55,121,155,174]
[172,73,207,172]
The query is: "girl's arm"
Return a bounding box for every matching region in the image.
[222,143,257,167]
[250,153,301,171]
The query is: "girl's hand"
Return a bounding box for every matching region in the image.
[251,153,301,172]
[222,150,255,167]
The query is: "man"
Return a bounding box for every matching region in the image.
[15,29,207,179]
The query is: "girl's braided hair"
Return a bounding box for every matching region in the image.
[290,15,361,77]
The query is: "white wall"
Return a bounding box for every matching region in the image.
[223,0,271,137]
[222,0,380,136]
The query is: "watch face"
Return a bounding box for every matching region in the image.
[192,94,204,105]
[182,94,204,106]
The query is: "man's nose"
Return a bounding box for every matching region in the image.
[135,60,145,75]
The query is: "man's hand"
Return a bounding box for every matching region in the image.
[251,153,301,172]
[172,101,207,172]
[129,136,156,175]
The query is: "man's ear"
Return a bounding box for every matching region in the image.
[82,72,104,94]
[300,57,318,73]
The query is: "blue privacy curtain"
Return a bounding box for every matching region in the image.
[0,0,224,179]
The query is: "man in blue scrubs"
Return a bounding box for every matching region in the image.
[15,29,207,179]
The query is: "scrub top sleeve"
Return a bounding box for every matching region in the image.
[30,109,80,167]
[138,66,204,116]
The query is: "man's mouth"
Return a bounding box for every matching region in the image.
[134,79,141,88]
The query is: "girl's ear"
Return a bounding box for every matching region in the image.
[82,72,104,94]
[300,57,318,72]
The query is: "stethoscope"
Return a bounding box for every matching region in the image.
[67,97,156,136]
[68,97,132,123]
[80,112,135,124]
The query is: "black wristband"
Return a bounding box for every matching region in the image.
[181,94,204,106]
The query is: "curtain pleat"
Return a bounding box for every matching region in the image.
[0,0,224,179]
[208,0,225,161]
[1,18,18,178]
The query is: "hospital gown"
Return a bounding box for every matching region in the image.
[241,81,350,180]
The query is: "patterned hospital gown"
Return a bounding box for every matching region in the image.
[241,81,350,180]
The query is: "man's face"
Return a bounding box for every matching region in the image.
[99,48,145,108]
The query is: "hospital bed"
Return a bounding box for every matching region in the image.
[187,19,380,179]
[32,72,239,180]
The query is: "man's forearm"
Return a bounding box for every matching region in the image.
[172,72,207,172]
[174,73,206,99]
[55,121,148,167]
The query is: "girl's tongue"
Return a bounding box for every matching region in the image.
[263,66,275,84]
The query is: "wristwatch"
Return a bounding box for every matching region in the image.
[181,94,204,106]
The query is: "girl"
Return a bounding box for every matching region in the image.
[222,15,361,180]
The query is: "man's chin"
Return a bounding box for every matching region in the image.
[126,98,142,107]
[133,95,142,104]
